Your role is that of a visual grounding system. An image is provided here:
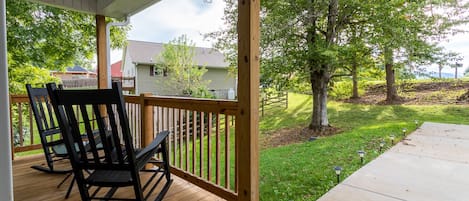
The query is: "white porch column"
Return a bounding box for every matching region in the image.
[0,0,14,200]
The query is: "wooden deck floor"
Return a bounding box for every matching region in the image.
[13,155,224,201]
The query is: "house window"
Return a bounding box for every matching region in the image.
[151,65,168,77]
[150,66,155,76]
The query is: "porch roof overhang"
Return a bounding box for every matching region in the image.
[27,0,161,19]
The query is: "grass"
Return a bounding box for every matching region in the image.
[259,93,469,201]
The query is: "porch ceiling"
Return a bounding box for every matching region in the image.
[27,0,161,19]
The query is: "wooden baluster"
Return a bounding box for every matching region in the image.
[207,112,212,181]
[225,115,230,189]
[192,110,196,174]
[18,103,23,146]
[216,113,220,185]
[166,107,172,165]
[234,115,238,192]
[179,109,183,168]
[172,108,177,167]
[29,106,33,145]
[185,110,190,171]
[200,111,204,177]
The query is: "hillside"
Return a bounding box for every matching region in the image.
[345,80,469,105]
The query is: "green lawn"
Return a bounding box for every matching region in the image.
[259,93,469,201]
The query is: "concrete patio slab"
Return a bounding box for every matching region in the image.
[317,122,469,201]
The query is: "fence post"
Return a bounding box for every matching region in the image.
[285,92,288,109]
[261,97,264,117]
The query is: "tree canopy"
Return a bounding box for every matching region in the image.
[155,35,210,98]
[6,0,128,93]
[208,0,469,131]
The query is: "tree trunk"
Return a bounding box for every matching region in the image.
[438,65,442,79]
[351,60,359,99]
[306,0,337,131]
[309,70,329,131]
[384,47,399,102]
[455,67,458,79]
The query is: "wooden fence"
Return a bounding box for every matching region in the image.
[260,91,288,116]
[61,78,97,88]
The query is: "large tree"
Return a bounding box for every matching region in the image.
[367,0,468,102]
[209,0,468,131]
[6,0,128,93]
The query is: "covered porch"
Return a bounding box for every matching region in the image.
[0,0,260,201]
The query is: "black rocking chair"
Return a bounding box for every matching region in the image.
[27,84,71,174]
[26,84,76,198]
[47,82,172,201]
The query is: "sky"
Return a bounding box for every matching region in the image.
[111,0,469,75]
[109,0,225,63]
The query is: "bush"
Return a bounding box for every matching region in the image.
[329,81,365,100]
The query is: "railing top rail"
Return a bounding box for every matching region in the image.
[10,95,29,103]
[125,95,238,115]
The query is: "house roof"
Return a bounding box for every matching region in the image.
[66,66,91,72]
[28,0,161,19]
[111,61,122,77]
[126,40,229,69]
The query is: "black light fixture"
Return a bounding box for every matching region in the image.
[402,128,407,136]
[390,134,395,144]
[415,120,419,128]
[334,166,342,183]
[379,140,385,152]
[357,150,365,164]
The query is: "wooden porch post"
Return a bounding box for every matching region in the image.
[96,15,108,89]
[141,93,154,148]
[236,0,260,200]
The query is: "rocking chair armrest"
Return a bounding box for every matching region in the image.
[135,130,170,162]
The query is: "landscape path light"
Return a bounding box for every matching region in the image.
[415,120,419,128]
[390,134,395,145]
[379,140,385,152]
[357,150,366,164]
[402,128,407,136]
[334,166,342,183]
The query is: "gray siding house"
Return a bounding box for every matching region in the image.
[121,40,236,99]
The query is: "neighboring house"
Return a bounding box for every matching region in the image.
[51,66,97,88]
[121,40,236,99]
[51,66,97,80]
[111,60,123,78]
[110,60,135,93]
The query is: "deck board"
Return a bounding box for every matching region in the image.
[13,155,224,201]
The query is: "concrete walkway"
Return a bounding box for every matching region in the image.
[317,122,469,201]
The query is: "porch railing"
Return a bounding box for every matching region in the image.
[10,93,239,200]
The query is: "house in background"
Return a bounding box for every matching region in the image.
[51,65,97,80]
[111,60,123,78]
[121,40,236,99]
[110,60,135,93]
[51,66,97,88]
